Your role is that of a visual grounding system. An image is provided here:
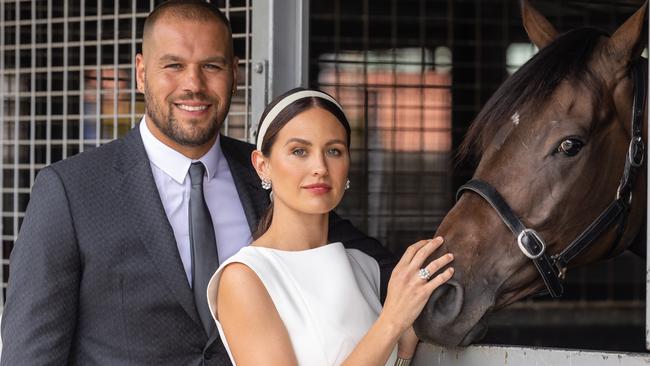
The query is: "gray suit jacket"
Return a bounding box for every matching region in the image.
[0,127,396,365]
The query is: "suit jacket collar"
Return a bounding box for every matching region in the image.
[113,128,203,331]
[219,134,270,233]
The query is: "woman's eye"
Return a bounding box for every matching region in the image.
[292,148,306,157]
[556,138,584,156]
[327,148,341,156]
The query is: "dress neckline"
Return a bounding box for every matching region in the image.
[246,241,343,254]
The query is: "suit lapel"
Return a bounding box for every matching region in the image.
[220,135,269,232]
[114,128,202,328]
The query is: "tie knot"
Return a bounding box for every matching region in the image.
[189,162,206,186]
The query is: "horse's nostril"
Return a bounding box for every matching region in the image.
[415,280,464,333]
[430,280,464,319]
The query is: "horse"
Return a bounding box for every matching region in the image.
[413,0,648,347]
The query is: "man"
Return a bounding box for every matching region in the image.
[0,1,396,365]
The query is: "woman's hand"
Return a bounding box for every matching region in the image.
[397,327,419,359]
[379,237,454,334]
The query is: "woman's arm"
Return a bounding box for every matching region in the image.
[342,237,454,366]
[217,263,299,366]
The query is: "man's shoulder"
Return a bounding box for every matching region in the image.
[48,130,137,179]
[220,134,254,155]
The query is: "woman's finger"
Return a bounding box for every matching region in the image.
[398,239,431,266]
[423,253,454,277]
[425,267,455,292]
[409,236,444,269]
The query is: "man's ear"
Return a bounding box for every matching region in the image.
[135,53,145,94]
[251,149,270,180]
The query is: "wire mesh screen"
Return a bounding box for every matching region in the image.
[0,0,252,305]
[311,2,454,256]
[310,0,646,352]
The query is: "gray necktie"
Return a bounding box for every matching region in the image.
[189,162,219,337]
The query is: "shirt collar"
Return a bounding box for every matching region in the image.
[139,116,222,184]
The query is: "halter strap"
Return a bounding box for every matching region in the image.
[456,180,564,298]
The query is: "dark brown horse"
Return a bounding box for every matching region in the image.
[414,0,648,346]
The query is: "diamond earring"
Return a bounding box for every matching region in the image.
[261,178,272,190]
[345,179,350,190]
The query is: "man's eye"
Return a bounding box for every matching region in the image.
[292,148,306,157]
[165,64,182,69]
[204,64,222,70]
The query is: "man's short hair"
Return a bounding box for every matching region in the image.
[143,0,232,47]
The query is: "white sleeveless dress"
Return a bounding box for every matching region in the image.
[206,242,397,366]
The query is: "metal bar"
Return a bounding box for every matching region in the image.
[113,0,118,139]
[62,0,69,159]
[243,0,251,141]
[95,0,102,147]
[130,0,137,127]
[646,36,650,348]
[413,344,650,365]
[79,0,85,152]
[224,0,230,136]
[12,0,20,277]
[29,0,35,192]
[46,0,52,165]
[0,0,5,309]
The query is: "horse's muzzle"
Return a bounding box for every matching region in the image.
[413,279,465,345]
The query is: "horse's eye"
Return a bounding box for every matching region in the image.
[557,138,584,156]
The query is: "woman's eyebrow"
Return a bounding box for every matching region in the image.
[326,139,347,146]
[284,138,311,146]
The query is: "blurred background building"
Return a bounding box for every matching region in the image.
[0,0,646,352]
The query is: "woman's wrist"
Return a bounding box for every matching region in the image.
[375,313,404,344]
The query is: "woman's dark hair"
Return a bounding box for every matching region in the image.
[253,87,351,239]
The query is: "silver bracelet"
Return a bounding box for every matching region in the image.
[395,357,412,366]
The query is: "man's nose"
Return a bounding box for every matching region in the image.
[182,66,206,94]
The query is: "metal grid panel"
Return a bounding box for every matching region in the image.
[0,0,253,305]
[310,0,454,256]
[310,0,646,352]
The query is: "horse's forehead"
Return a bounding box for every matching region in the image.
[482,83,596,162]
[523,81,598,131]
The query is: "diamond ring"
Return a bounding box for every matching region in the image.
[418,268,431,281]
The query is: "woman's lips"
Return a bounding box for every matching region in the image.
[302,183,332,194]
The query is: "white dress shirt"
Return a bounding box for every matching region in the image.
[139,117,252,285]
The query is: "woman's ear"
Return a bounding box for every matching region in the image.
[251,150,270,180]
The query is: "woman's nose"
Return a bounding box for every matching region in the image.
[311,153,328,176]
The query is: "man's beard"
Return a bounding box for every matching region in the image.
[144,85,223,147]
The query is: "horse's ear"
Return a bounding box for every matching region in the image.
[607,1,648,62]
[520,0,558,49]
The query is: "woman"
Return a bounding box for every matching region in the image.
[207,88,454,365]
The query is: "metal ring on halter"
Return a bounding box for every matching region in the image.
[628,136,644,168]
[418,268,432,281]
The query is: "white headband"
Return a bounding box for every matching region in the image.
[255,90,344,151]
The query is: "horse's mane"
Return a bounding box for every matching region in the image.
[458,27,608,162]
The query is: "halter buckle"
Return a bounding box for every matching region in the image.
[628,136,644,168]
[517,229,546,259]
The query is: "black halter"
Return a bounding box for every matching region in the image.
[456,60,647,298]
